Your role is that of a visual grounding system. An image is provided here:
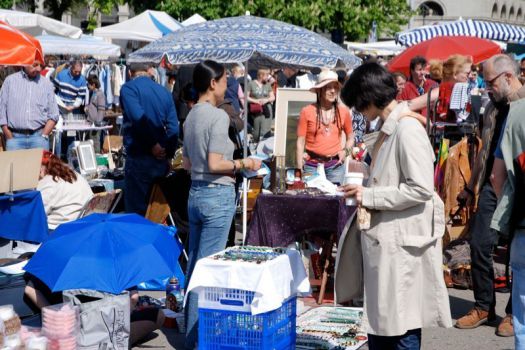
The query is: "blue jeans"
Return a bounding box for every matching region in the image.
[304,162,345,185]
[368,328,421,350]
[512,230,525,350]
[6,132,49,151]
[124,155,168,215]
[184,181,236,349]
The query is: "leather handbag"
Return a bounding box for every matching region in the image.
[249,103,263,115]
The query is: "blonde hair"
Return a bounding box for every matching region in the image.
[428,60,443,81]
[442,54,473,82]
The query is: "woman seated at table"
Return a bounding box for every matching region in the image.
[24,274,164,345]
[296,70,354,184]
[37,150,93,232]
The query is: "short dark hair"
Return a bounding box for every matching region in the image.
[192,60,225,94]
[521,57,525,64]
[128,62,150,72]
[87,75,100,89]
[340,62,397,112]
[409,56,427,72]
[70,60,82,70]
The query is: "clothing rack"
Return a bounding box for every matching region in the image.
[52,58,125,65]
[426,86,479,149]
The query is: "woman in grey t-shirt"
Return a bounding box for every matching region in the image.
[181,60,261,349]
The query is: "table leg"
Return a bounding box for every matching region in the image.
[317,234,336,304]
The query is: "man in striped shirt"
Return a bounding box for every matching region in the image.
[0,61,59,151]
[52,61,87,114]
[52,61,87,158]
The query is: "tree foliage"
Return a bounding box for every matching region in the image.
[159,0,412,41]
[0,0,13,9]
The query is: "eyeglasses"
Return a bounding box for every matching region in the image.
[485,72,508,87]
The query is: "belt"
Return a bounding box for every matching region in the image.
[9,127,44,135]
[306,150,338,162]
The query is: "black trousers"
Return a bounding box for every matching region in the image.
[470,182,512,314]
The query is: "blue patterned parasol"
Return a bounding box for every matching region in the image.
[128,15,361,69]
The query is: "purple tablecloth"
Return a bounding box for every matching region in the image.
[246,193,356,247]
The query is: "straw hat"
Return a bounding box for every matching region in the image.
[309,70,341,92]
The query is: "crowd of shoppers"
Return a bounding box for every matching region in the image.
[3,42,525,350]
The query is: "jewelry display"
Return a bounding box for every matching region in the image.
[296,307,367,350]
[211,246,287,264]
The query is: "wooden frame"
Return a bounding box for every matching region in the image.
[273,88,316,168]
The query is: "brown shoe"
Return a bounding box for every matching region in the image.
[455,307,493,329]
[444,269,454,288]
[496,314,514,337]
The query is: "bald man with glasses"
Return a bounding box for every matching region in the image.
[455,54,525,337]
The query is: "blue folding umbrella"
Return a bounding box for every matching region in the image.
[128,15,361,69]
[24,213,184,294]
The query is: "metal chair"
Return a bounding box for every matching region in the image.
[78,189,122,218]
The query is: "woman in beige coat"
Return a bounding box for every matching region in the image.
[337,62,452,349]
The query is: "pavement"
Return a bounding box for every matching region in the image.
[133,287,515,350]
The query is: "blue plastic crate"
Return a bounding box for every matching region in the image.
[198,294,296,350]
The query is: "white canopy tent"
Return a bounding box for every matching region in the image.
[345,40,405,56]
[36,34,121,58]
[181,14,206,26]
[345,39,506,57]
[0,9,81,38]
[93,10,182,42]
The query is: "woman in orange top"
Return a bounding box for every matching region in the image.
[296,70,354,184]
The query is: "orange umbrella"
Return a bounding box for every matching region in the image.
[0,20,44,66]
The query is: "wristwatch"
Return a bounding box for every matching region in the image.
[42,134,49,140]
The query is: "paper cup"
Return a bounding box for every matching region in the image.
[344,172,364,206]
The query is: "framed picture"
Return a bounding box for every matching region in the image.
[274,88,316,168]
[75,140,97,175]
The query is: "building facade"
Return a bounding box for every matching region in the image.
[410,0,525,27]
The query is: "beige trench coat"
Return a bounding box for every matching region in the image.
[335,102,452,336]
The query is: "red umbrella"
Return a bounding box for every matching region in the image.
[387,36,501,77]
[0,20,44,66]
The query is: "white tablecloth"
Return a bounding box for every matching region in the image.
[186,249,310,315]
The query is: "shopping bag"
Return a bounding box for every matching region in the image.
[63,289,130,350]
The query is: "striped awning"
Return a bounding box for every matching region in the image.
[396,19,525,46]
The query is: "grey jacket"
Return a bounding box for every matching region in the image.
[86,89,106,123]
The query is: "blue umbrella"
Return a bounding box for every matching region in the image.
[24,213,183,294]
[128,15,361,69]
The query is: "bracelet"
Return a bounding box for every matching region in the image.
[344,148,351,158]
[231,160,237,173]
[240,159,246,171]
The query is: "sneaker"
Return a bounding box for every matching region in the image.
[455,307,494,329]
[496,314,514,337]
